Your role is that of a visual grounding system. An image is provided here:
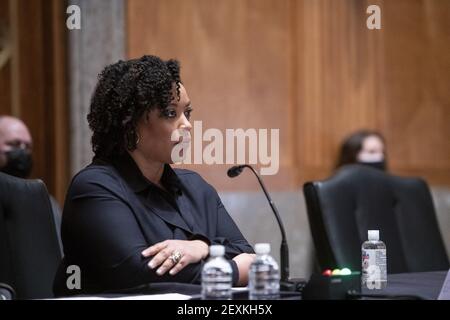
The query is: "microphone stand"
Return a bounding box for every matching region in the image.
[230,165,305,292]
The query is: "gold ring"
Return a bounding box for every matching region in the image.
[169,251,182,264]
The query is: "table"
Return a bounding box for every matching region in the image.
[361,270,448,300]
[50,270,448,300]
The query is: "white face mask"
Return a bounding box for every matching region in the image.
[357,152,384,163]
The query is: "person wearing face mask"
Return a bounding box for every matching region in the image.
[0,115,62,248]
[0,116,33,178]
[335,129,387,171]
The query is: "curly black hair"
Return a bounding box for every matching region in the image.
[87,55,181,160]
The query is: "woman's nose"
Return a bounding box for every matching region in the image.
[182,116,192,131]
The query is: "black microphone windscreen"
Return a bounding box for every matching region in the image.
[227,166,243,178]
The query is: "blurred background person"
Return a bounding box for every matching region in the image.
[0,115,62,242]
[335,129,387,171]
[0,115,33,178]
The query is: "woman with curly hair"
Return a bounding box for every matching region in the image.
[53,55,255,296]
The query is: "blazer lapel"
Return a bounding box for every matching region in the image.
[176,195,210,239]
[176,196,197,231]
[144,191,192,234]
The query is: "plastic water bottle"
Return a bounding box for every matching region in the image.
[248,243,280,300]
[201,245,233,300]
[362,230,387,289]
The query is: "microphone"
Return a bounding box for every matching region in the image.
[227,165,245,178]
[227,165,305,291]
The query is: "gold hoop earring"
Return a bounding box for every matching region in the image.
[135,134,141,145]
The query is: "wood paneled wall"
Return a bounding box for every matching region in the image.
[0,0,12,115]
[0,0,69,204]
[0,0,447,200]
[127,0,450,190]
[128,0,298,189]
[296,0,450,185]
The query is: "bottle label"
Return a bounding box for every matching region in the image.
[362,249,387,289]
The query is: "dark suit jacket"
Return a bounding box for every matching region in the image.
[53,154,253,296]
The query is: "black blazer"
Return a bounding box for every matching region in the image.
[53,154,253,296]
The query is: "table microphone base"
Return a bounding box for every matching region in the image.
[280,278,307,292]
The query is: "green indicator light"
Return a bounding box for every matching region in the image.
[340,268,351,275]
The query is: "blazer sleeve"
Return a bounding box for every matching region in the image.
[62,168,204,291]
[209,191,255,259]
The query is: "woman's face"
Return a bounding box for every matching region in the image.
[357,135,385,163]
[134,83,192,164]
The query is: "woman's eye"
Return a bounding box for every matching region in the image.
[163,109,177,118]
[184,109,192,120]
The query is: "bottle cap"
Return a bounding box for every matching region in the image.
[209,245,225,257]
[368,230,379,241]
[254,243,271,254]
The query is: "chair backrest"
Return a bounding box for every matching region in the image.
[303,164,449,274]
[0,172,62,299]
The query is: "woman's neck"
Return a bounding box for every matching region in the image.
[128,151,164,186]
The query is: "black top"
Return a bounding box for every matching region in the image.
[53,153,253,296]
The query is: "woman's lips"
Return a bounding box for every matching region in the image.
[174,136,191,145]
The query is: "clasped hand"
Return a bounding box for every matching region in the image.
[141,239,209,276]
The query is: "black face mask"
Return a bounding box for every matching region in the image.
[359,160,386,171]
[1,148,33,178]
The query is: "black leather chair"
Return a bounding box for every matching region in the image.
[303,164,449,274]
[0,172,62,299]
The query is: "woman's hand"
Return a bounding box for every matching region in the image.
[232,253,256,286]
[141,240,209,276]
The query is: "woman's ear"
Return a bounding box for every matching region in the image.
[143,111,150,124]
[144,109,156,124]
